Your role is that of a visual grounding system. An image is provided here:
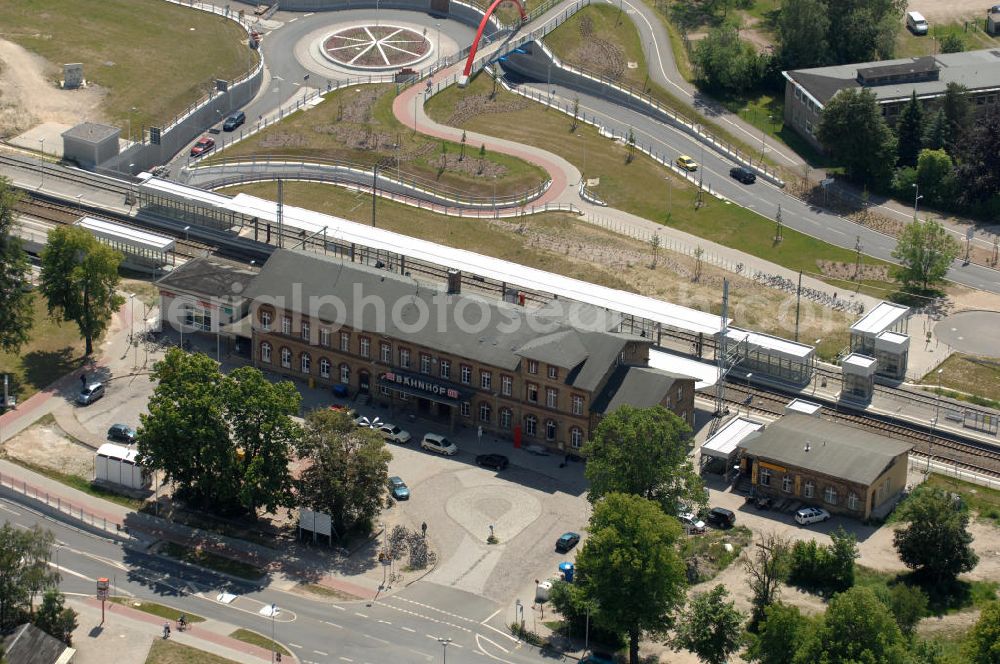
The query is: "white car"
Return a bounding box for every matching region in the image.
[379,424,412,444]
[678,512,706,533]
[794,507,831,525]
[421,433,458,456]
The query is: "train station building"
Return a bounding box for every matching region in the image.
[241,249,697,452]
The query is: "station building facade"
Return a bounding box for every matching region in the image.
[242,249,696,452]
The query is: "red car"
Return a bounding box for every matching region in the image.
[190,136,215,156]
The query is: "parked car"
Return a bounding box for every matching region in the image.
[795,506,831,525]
[421,433,458,456]
[328,404,358,418]
[388,476,410,500]
[676,155,698,171]
[76,382,105,406]
[222,111,246,131]
[580,652,616,664]
[475,453,509,471]
[706,506,736,528]
[906,10,929,34]
[107,424,136,444]
[189,136,215,156]
[678,512,706,533]
[729,166,757,184]
[555,532,580,553]
[378,424,411,444]
[331,383,350,398]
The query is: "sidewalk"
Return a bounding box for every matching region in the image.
[67,596,274,664]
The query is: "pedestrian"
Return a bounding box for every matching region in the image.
[80,373,86,388]
[421,521,427,537]
[163,622,170,639]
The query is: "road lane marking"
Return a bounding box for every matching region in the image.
[363,634,389,645]
[324,621,342,628]
[330,604,346,611]
[377,619,391,625]
[401,626,416,633]
[481,608,501,624]
[289,643,302,649]
[314,650,328,656]
[339,657,353,662]
[354,612,368,618]
[476,634,509,653]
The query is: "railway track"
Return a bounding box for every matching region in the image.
[1,152,133,197]
[719,382,1000,478]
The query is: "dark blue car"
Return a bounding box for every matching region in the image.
[555,532,580,553]
[389,476,410,501]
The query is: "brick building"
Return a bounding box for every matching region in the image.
[738,414,912,520]
[242,249,696,452]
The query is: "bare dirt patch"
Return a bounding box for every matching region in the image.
[906,0,993,24]
[1,417,94,478]
[0,38,105,139]
[817,260,890,283]
[573,14,627,80]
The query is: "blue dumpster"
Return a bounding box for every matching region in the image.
[559,562,575,583]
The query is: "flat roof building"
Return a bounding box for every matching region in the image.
[782,49,1000,150]
[739,414,913,520]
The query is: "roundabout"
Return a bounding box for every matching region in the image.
[934,310,1000,357]
[321,24,432,70]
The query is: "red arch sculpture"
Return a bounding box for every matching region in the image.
[462,0,527,79]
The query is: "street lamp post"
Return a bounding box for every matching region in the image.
[129,293,137,370]
[912,183,923,220]
[128,106,136,144]
[436,23,441,67]
[437,637,451,663]
[270,603,278,663]
[39,137,45,156]
[745,372,754,416]
[184,225,191,242]
[929,368,943,471]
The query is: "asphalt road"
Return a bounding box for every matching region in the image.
[1,497,552,664]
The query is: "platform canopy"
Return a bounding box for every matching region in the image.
[701,416,764,461]
[76,216,175,252]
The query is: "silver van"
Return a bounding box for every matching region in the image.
[906,11,928,35]
[420,432,458,456]
[77,382,105,406]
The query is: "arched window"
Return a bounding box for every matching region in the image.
[260,342,272,364]
[499,408,512,430]
[340,363,350,384]
[545,419,557,441]
[524,415,537,436]
[319,357,331,379]
[280,347,292,368]
[570,427,583,449]
[479,402,491,423]
[301,352,311,374]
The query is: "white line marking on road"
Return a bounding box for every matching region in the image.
[363,634,390,645]
[478,622,519,643]
[408,649,434,661]
[304,12,314,16]
[426,634,437,640]
[401,626,416,633]
[324,621,342,628]
[314,651,328,656]
[0,503,21,515]
[289,643,302,649]
[475,634,509,653]
[338,657,353,662]
[330,604,346,611]
[377,619,392,625]
[481,608,501,624]
[48,563,97,582]
[288,17,298,22]
[354,612,368,618]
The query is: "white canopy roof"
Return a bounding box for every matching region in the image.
[701,416,764,460]
[76,216,175,251]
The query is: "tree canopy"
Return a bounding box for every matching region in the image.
[583,405,705,516]
[896,92,924,168]
[955,106,1000,209]
[794,586,911,664]
[746,602,808,664]
[0,524,59,631]
[296,408,392,537]
[893,487,979,583]
[915,149,956,207]
[672,585,744,664]
[777,0,904,69]
[0,177,34,354]
[38,225,123,355]
[964,600,1000,664]
[890,219,960,293]
[575,493,687,664]
[816,88,897,187]
[776,0,829,69]
[692,21,766,94]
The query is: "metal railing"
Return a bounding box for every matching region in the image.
[0,471,126,537]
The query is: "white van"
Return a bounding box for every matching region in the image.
[906,11,929,35]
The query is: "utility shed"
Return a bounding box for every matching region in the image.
[61,122,120,169]
[738,414,913,520]
[95,443,150,490]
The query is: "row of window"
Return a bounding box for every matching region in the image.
[256,332,586,414]
[758,467,862,511]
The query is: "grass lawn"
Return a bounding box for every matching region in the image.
[919,354,1000,409]
[3,453,144,510]
[209,84,547,199]
[721,93,836,169]
[0,294,87,402]
[895,20,1000,59]
[922,473,1000,528]
[425,73,896,296]
[1,0,255,131]
[854,564,998,616]
[159,541,265,581]
[228,629,291,656]
[110,597,205,623]
[145,640,239,664]
[679,525,752,582]
[543,3,782,170]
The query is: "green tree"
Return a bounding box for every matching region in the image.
[941,82,971,156]
[793,586,910,664]
[816,88,897,187]
[827,527,859,593]
[826,0,907,63]
[955,106,1000,208]
[939,32,964,54]
[33,589,77,646]
[891,219,960,292]
[575,493,687,664]
[896,91,924,167]
[745,602,809,664]
[583,405,704,516]
[915,148,956,206]
[296,408,392,537]
[785,529,858,597]
[137,349,236,510]
[922,109,948,151]
[743,533,789,630]
[692,21,765,94]
[0,177,34,354]
[874,583,928,637]
[672,585,744,664]
[776,0,830,69]
[893,487,979,584]
[0,524,58,630]
[964,600,1000,664]
[222,366,301,516]
[38,225,124,355]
